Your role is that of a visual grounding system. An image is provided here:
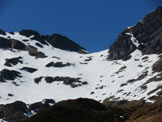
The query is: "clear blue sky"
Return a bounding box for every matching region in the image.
[0,0,161,52]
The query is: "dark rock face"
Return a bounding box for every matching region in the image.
[46,34,86,53]
[0,69,22,81]
[132,7,162,54]
[44,76,88,88]
[19,30,48,45]
[0,37,26,50]
[0,37,12,49]
[0,29,86,54]
[11,39,26,50]
[22,39,29,42]
[0,75,5,82]
[0,101,29,122]
[4,57,23,67]
[35,43,43,48]
[20,67,38,73]
[45,62,72,68]
[108,29,136,60]
[108,6,162,60]
[44,77,55,83]
[24,98,128,122]
[29,99,55,113]
[9,32,15,35]
[34,76,88,88]
[0,99,55,122]
[0,29,6,35]
[152,58,162,72]
[0,101,31,122]
[19,29,86,53]
[19,30,40,37]
[25,46,47,58]
[34,77,43,84]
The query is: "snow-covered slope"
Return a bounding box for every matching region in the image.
[1,6,162,105]
[0,31,161,104]
[0,119,8,122]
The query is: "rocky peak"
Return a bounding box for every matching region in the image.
[0,29,87,54]
[19,30,40,38]
[45,34,87,53]
[108,6,162,60]
[18,29,87,53]
[0,29,6,36]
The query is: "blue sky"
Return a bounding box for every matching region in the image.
[0,0,161,52]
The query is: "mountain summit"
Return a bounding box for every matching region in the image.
[109,6,162,60]
[0,29,87,54]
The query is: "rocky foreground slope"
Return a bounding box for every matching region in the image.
[24,98,162,122]
[1,6,162,122]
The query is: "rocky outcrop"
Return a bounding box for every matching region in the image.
[0,29,6,35]
[0,37,26,50]
[25,46,47,58]
[0,69,22,81]
[34,76,88,88]
[29,99,55,113]
[108,6,162,60]
[0,37,12,49]
[45,76,88,88]
[152,58,162,72]
[0,101,30,122]
[4,57,23,67]
[45,34,87,53]
[20,67,38,73]
[19,30,40,38]
[45,62,72,68]
[19,30,48,45]
[19,29,87,53]
[108,28,136,60]
[34,77,43,84]
[0,99,55,122]
[0,29,87,53]
[0,28,87,54]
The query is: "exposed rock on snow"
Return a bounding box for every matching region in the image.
[0,99,55,122]
[4,57,23,67]
[108,6,162,60]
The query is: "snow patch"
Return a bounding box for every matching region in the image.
[0,119,8,122]
[126,32,140,48]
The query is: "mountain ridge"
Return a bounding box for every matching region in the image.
[108,6,162,60]
[0,29,87,54]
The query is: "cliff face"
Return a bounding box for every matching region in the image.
[108,6,162,60]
